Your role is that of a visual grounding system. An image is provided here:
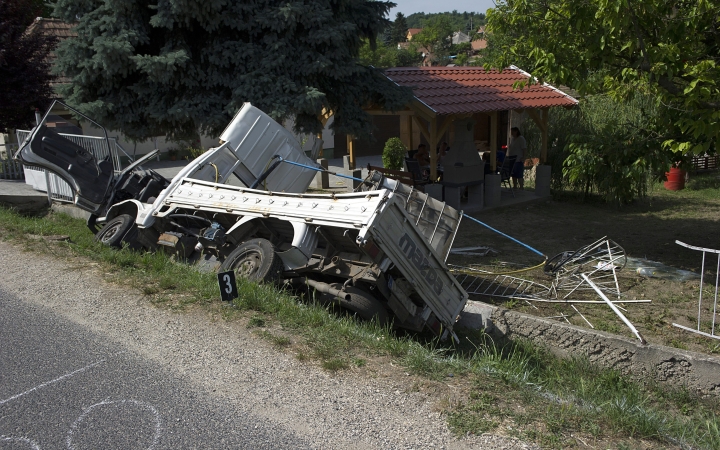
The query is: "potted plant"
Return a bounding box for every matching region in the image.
[382,137,406,170]
[167,148,178,161]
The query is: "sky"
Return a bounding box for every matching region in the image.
[388,0,497,17]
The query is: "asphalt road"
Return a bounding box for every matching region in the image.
[0,288,309,450]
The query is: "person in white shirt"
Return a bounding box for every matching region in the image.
[507,127,527,189]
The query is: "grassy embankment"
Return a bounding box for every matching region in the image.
[0,206,718,449]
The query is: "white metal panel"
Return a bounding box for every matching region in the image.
[158,179,386,229]
[219,103,318,193]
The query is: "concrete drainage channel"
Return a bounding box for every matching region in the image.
[459,300,720,396]
[23,204,720,396]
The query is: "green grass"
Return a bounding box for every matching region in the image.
[0,207,719,449]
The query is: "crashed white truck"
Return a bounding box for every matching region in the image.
[18,102,468,339]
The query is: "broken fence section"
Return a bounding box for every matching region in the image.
[674,240,720,341]
[450,237,650,339]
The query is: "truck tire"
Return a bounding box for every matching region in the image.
[320,285,389,325]
[220,238,283,283]
[94,214,137,248]
[343,286,389,325]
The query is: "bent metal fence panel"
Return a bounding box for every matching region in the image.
[674,240,720,341]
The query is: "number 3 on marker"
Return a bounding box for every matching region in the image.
[223,274,233,294]
[217,271,238,301]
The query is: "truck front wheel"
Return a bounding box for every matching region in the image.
[220,238,283,283]
[94,214,137,248]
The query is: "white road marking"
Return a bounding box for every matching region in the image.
[0,352,125,406]
[0,434,41,449]
[65,399,162,450]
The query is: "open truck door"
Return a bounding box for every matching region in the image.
[17,101,114,214]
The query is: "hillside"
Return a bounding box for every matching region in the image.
[406,10,486,32]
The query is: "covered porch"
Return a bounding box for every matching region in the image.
[334,67,577,211]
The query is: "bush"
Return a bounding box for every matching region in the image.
[522,93,671,204]
[382,137,406,170]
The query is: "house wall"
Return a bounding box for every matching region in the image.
[336,115,401,158]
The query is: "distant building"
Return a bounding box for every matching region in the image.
[452,31,470,45]
[472,26,487,52]
[406,28,422,41]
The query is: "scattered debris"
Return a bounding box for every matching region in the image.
[582,274,646,344]
[626,256,701,281]
[449,246,498,257]
[450,237,650,334]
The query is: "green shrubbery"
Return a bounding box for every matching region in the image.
[382,137,406,170]
[523,94,673,204]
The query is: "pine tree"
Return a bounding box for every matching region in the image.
[52,0,412,141]
[391,12,408,45]
[0,0,56,132]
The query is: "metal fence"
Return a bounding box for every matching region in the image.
[15,129,134,203]
[0,143,24,180]
[691,154,720,172]
[674,240,720,341]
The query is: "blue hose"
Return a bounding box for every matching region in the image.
[462,213,546,257]
[280,158,365,182]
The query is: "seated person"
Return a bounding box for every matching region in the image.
[437,141,449,164]
[414,143,430,167]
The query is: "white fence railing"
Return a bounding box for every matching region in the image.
[674,240,720,341]
[15,129,134,203]
[0,143,24,180]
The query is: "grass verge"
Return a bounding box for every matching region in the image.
[1,207,718,449]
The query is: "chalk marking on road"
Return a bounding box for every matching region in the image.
[1,434,41,449]
[66,399,162,450]
[0,352,125,406]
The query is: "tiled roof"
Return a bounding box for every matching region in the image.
[407,28,423,38]
[25,18,76,39]
[384,66,578,115]
[25,18,76,87]
[471,39,487,51]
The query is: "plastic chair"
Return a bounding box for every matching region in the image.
[499,155,517,197]
[405,158,429,184]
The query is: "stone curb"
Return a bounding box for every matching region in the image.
[459,300,720,396]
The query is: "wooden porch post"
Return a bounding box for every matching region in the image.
[347,135,356,170]
[316,132,323,158]
[527,107,550,163]
[400,115,412,151]
[490,111,498,171]
[541,107,549,163]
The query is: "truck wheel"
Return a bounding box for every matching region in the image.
[94,214,137,248]
[321,285,389,325]
[220,238,283,283]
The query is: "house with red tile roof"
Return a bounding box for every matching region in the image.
[336,66,577,181]
[406,28,423,41]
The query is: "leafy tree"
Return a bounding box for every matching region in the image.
[391,12,409,45]
[0,0,56,132]
[52,0,412,141]
[485,0,720,157]
[359,40,423,68]
[412,16,454,66]
[406,11,486,31]
[451,42,473,66]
